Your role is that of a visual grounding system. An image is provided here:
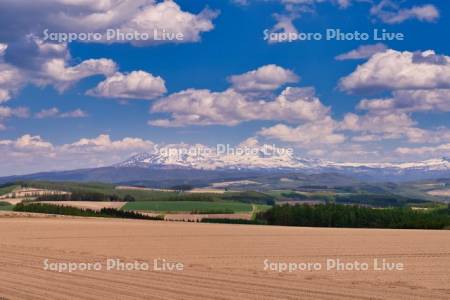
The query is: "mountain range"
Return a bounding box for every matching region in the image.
[117,149,450,173]
[1,145,449,186]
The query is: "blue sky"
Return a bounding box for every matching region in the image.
[0,0,449,175]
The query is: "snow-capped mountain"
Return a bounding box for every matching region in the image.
[116,146,450,175]
[334,158,450,172]
[1,148,447,185]
[116,144,320,170]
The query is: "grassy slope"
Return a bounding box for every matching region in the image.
[14,180,442,207]
[0,184,19,196]
[0,205,14,211]
[19,181,275,202]
[0,201,14,211]
[17,181,185,201]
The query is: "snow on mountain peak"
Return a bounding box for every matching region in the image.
[115,145,450,173]
[116,143,314,170]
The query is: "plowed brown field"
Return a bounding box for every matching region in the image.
[0,214,449,299]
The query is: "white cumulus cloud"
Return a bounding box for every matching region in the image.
[258,117,346,148]
[87,71,166,100]
[228,64,299,93]
[0,0,218,46]
[149,87,329,127]
[339,50,450,93]
[358,89,450,114]
[0,133,156,175]
[0,38,118,102]
[0,106,29,129]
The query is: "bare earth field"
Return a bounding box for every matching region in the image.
[427,189,450,197]
[115,186,174,192]
[162,212,252,222]
[115,185,228,194]
[0,198,25,205]
[187,188,226,194]
[0,215,449,299]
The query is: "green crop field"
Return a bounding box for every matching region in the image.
[0,205,15,211]
[123,201,253,213]
[0,201,14,211]
[11,181,277,203]
[13,181,215,201]
[252,204,272,213]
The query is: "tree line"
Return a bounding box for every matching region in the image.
[255,203,450,229]
[34,192,136,202]
[14,203,162,220]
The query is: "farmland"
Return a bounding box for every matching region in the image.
[8,180,446,206]
[122,201,254,213]
[2,180,449,226]
[0,184,19,196]
[0,201,14,211]
[0,215,449,299]
[1,180,449,299]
